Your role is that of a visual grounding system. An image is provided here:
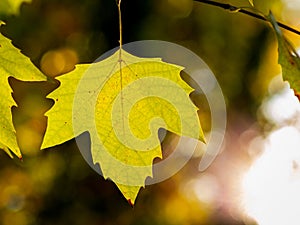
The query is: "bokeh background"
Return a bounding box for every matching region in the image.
[1,0,300,224]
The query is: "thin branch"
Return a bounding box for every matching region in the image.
[194,0,300,36]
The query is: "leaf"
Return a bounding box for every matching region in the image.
[0,0,32,17]
[267,12,300,100]
[42,49,205,204]
[0,141,13,158]
[0,32,47,158]
[248,0,254,7]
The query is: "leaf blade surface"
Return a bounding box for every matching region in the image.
[42,49,204,204]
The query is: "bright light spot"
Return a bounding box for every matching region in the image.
[281,0,300,26]
[282,0,300,10]
[242,126,300,225]
[262,85,300,124]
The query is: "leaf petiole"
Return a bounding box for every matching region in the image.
[117,0,123,60]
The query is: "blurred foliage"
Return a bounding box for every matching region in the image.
[0,0,32,18]
[0,0,299,224]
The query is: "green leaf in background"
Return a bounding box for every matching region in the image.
[42,49,204,204]
[0,31,47,158]
[0,0,32,17]
[267,12,300,100]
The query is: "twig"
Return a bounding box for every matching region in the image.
[194,0,300,36]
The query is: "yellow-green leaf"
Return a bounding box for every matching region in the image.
[0,32,47,158]
[267,12,300,99]
[0,141,13,158]
[248,0,254,7]
[42,49,204,204]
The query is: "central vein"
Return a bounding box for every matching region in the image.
[117,0,125,138]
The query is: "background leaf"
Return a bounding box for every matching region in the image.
[0,32,47,157]
[267,12,300,100]
[0,0,32,18]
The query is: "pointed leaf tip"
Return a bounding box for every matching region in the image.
[248,0,254,7]
[127,199,134,207]
[294,90,300,101]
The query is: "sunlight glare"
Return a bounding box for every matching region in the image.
[262,86,300,124]
[242,126,300,225]
[282,0,300,9]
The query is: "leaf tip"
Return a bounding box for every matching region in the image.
[267,11,282,35]
[293,90,300,102]
[1,147,14,158]
[127,199,134,207]
[248,0,254,7]
[200,134,207,144]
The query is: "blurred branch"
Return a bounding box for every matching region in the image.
[194,0,300,36]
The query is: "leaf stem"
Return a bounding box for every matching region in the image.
[117,0,123,55]
[194,0,300,36]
